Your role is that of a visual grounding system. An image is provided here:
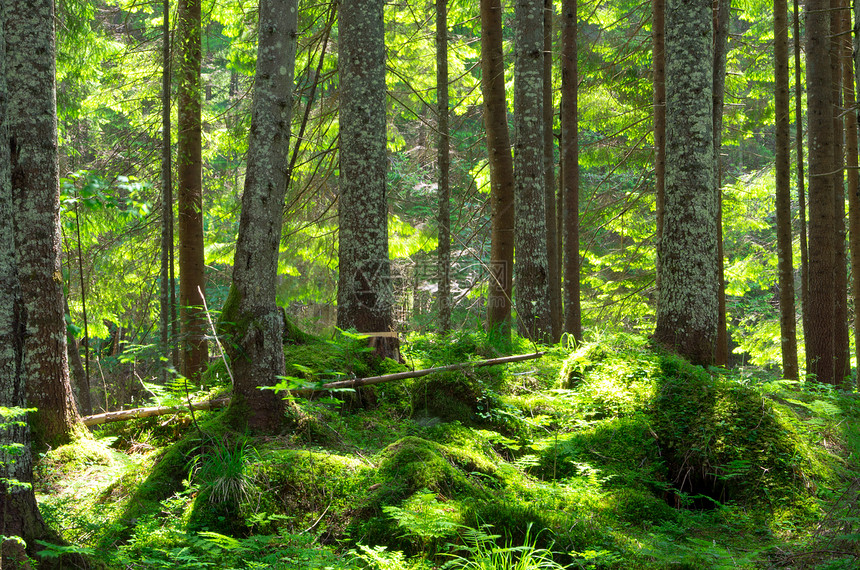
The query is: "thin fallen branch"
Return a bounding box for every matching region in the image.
[290,351,546,394]
[82,352,546,426]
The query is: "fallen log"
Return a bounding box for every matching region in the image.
[82,397,230,427]
[82,351,545,426]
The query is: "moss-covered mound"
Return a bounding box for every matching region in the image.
[547,338,821,513]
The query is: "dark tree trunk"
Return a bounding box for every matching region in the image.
[337,0,399,359]
[222,0,300,432]
[561,0,582,341]
[654,0,718,365]
[775,0,799,379]
[831,0,849,383]
[851,0,860,387]
[544,0,562,342]
[805,0,837,383]
[794,0,809,349]
[7,0,82,448]
[160,0,174,383]
[437,0,452,334]
[482,0,515,345]
[177,0,208,381]
[514,0,552,343]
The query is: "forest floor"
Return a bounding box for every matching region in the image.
[34,331,860,569]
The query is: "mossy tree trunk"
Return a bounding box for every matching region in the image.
[774,0,799,379]
[805,0,837,383]
[653,0,718,365]
[177,0,208,381]
[160,0,175,382]
[0,4,69,561]
[513,0,552,343]
[561,0,581,341]
[482,0,515,345]
[337,0,399,359]
[223,0,299,432]
[7,0,82,448]
[437,0,452,334]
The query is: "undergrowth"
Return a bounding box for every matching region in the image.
[34,330,860,569]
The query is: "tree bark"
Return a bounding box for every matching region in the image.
[831,0,849,383]
[482,0,515,345]
[222,0,299,432]
[514,0,552,343]
[851,0,860,388]
[713,0,730,366]
[544,0,562,342]
[561,0,582,341]
[0,5,70,560]
[794,0,809,351]
[805,0,837,383]
[160,0,174,383]
[7,0,82,448]
[437,0,452,334]
[654,0,718,365]
[177,0,208,381]
[653,0,666,304]
[775,0,799,379]
[337,0,399,359]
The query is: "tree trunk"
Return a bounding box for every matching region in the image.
[222,0,300,432]
[0,6,71,561]
[794,0,809,351]
[514,0,552,343]
[7,0,82,448]
[775,0,799,379]
[851,0,860,388]
[713,0,730,366]
[482,0,515,345]
[437,0,452,334]
[805,0,837,383]
[177,0,208,381]
[654,0,718,365]
[653,0,666,304]
[561,0,582,341]
[831,0,849,383]
[160,0,174,383]
[544,0,562,342]
[337,0,399,359]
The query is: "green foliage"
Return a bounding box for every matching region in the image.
[442,525,572,570]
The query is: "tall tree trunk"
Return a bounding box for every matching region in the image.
[561,0,582,341]
[482,0,515,345]
[805,0,837,383]
[514,0,552,343]
[437,0,452,334]
[654,0,717,365]
[544,0,562,342]
[832,0,849,383]
[794,0,809,349]
[221,0,299,432]
[713,0,730,366]
[775,0,799,379]
[850,0,860,387]
[337,0,399,359]
[177,0,207,381]
[7,0,82,448]
[160,0,174,383]
[653,0,666,303]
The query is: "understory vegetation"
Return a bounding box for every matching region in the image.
[36,331,860,569]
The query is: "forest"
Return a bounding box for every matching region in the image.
[2,0,860,567]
